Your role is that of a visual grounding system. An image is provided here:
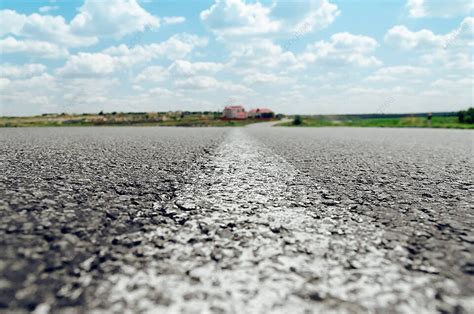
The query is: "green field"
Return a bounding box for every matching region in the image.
[3,112,472,129]
[0,112,262,128]
[279,115,474,129]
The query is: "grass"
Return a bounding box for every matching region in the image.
[4,112,471,129]
[0,113,264,128]
[278,116,474,129]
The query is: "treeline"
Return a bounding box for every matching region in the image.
[458,108,474,124]
[306,112,458,120]
[42,111,223,117]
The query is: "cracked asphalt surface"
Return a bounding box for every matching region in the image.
[1,125,473,313]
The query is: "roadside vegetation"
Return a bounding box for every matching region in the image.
[292,115,302,126]
[285,110,474,129]
[457,107,474,124]
[0,111,267,127]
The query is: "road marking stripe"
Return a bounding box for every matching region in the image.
[93,128,453,313]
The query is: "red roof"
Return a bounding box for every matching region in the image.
[225,105,245,110]
[249,108,273,113]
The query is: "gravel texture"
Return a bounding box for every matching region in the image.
[0,127,226,313]
[247,126,474,313]
[1,125,473,313]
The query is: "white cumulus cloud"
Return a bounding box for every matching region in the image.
[163,16,186,25]
[406,0,473,18]
[39,6,59,13]
[200,0,281,38]
[292,0,340,35]
[200,0,339,39]
[301,32,381,67]
[134,66,169,83]
[175,75,250,93]
[56,53,116,77]
[0,63,47,79]
[57,34,208,77]
[70,0,160,39]
[0,10,98,48]
[386,17,473,50]
[243,72,291,85]
[168,60,224,76]
[385,18,473,71]
[384,25,445,49]
[365,66,430,82]
[229,39,302,70]
[103,34,208,64]
[0,37,69,59]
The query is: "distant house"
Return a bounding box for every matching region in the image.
[248,108,274,119]
[222,105,248,120]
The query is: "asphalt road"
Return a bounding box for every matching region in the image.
[1,126,473,313]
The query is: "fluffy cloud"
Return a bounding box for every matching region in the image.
[384,25,445,49]
[291,0,340,35]
[39,6,59,13]
[229,39,302,69]
[302,32,381,67]
[228,32,380,74]
[133,60,225,93]
[406,0,425,17]
[430,77,473,90]
[243,72,291,85]
[148,87,180,97]
[386,17,473,50]
[0,73,58,115]
[0,37,68,59]
[200,0,280,37]
[175,75,250,93]
[415,77,473,109]
[103,34,208,64]
[58,34,208,77]
[0,0,160,59]
[168,60,224,76]
[385,18,473,70]
[448,17,474,48]
[200,0,339,39]
[421,49,473,70]
[0,71,124,115]
[1,0,471,115]
[134,66,169,83]
[0,10,28,36]
[175,75,218,89]
[56,53,116,77]
[0,77,9,90]
[163,16,186,25]
[406,0,473,18]
[365,66,430,82]
[58,77,120,112]
[0,63,47,79]
[0,10,97,48]
[70,0,159,39]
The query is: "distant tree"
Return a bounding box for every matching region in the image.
[458,107,474,124]
[99,110,104,116]
[293,115,302,125]
[466,108,474,123]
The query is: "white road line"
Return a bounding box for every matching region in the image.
[93,128,455,313]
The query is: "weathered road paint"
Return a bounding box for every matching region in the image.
[93,129,458,313]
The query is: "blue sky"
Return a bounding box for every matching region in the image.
[0,0,472,116]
